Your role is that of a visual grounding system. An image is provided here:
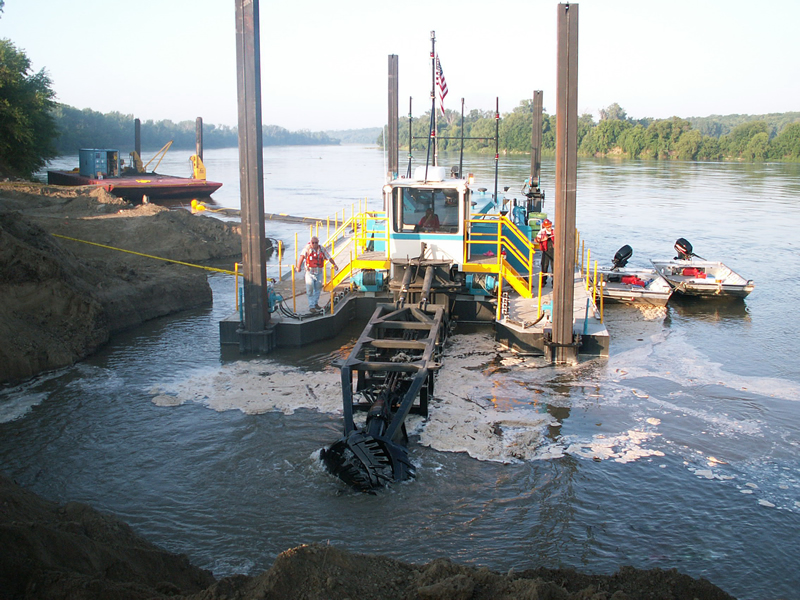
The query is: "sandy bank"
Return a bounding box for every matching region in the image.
[0,183,242,384]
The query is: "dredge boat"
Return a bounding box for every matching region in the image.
[221,33,607,492]
[598,245,672,306]
[47,144,222,202]
[311,160,609,491]
[307,36,607,492]
[651,238,755,299]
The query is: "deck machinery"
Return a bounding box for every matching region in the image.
[319,164,606,491]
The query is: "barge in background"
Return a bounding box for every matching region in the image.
[47,147,222,202]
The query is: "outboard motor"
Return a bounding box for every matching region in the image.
[612,245,633,270]
[674,238,693,260]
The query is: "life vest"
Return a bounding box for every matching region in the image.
[536,228,553,252]
[681,267,706,279]
[621,275,646,287]
[306,247,326,268]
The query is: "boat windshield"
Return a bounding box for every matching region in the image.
[392,186,461,233]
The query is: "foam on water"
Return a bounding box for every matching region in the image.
[0,365,94,423]
[415,333,559,463]
[146,307,800,515]
[609,327,800,402]
[0,389,49,423]
[150,364,342,415]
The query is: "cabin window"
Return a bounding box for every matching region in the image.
[393,187,460,234]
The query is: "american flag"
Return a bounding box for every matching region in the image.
[435,54,448,114]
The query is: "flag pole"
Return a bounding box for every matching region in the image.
[430,30,438,167]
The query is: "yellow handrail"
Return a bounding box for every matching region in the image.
[325,260,354,291]
[288,207,388,295]
[464,214,537,299]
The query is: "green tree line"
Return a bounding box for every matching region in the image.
[52,105,340,154]
[384,101,800,162]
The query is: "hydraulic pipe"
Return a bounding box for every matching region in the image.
[420,265,435,307]
[398,264,414,307]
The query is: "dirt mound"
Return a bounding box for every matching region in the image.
[237,544,735,600]
[0,182,126,210]
[0,474,215,599]
[0,475,734,600]
[0,183,242,384]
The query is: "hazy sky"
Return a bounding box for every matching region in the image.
[2,0,797,131]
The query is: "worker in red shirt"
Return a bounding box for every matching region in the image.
[534,219,554,285]
[417,208,440,231]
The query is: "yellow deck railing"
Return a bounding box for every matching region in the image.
[464,214,537,299]
[321,211,390,292]
[577,234,604,323]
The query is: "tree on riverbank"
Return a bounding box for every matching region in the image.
[576,107,800,161]
[382,102,800,162]
[0,39,58,177]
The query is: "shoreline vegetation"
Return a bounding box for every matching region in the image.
[392,102,800,162]
[50,103,361,153]
[52,101,800,163]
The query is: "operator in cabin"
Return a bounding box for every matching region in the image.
[296,236,337,313]
[416,208,440,232]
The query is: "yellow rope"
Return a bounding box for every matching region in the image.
[51,233,237,275]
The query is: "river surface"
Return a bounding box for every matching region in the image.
[6,146,800,599]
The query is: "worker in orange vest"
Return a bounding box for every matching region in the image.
[296,236,337,313]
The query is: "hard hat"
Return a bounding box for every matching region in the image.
[542,219,552,226]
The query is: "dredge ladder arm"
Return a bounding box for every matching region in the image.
[322,304,446,492]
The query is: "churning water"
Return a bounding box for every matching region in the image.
[6,146,800,599]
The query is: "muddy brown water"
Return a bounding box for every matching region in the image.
[6,147,800,599]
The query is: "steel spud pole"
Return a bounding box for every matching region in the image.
[553,3,579,364]
[234,0,269,334]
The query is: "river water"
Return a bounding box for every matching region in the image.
[5,146,800,599]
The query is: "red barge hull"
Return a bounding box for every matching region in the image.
[47,170,222,201]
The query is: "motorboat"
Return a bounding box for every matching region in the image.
[598,245,673,306]
[651,239,755,299]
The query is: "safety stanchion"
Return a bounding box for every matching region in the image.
[292,232,298,313]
